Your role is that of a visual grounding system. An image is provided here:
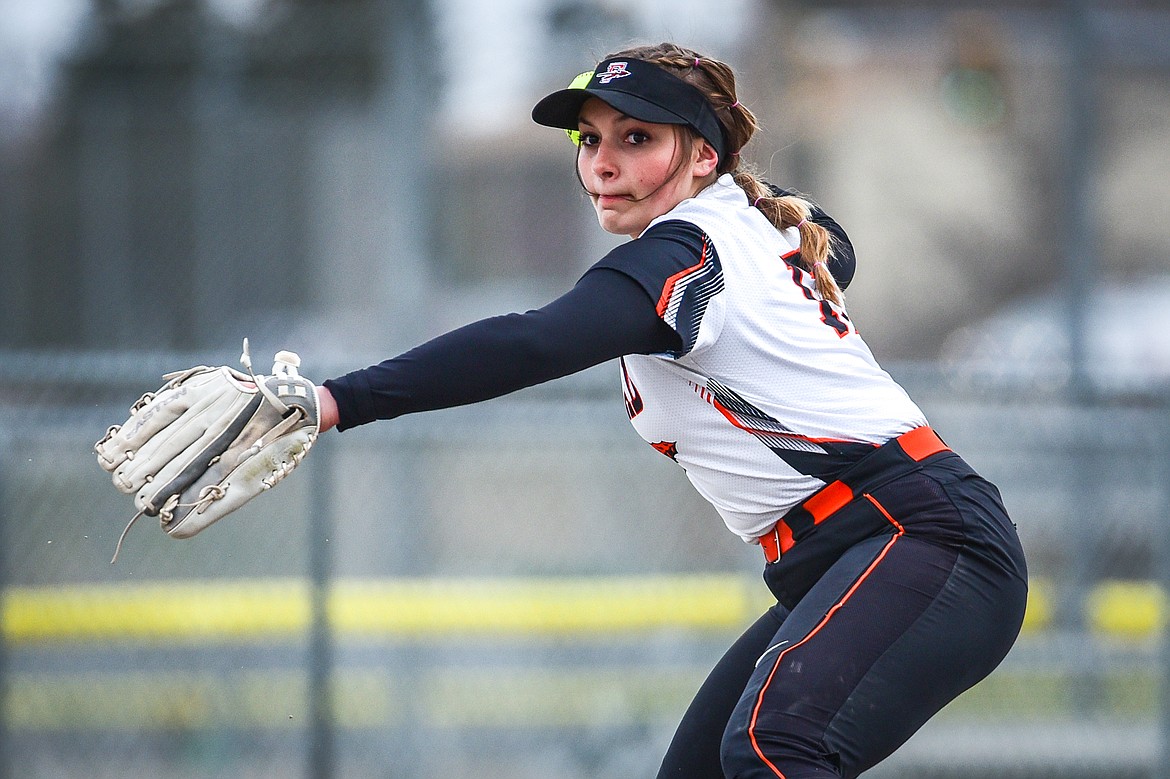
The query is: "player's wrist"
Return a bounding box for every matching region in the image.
[317,385,340,432]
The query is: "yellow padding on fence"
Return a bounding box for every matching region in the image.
[1087,581,1165,637]
[3,580,312,641]
[330,576,764,635]
[1023,577,1052,632]
[0,575,1138,644]
[1,575,771,643]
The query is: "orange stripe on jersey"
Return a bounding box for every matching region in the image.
[748,529,904,776]
[655,239,709,317]
[704,393,855,449]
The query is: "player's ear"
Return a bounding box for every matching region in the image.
[692,138,719,178]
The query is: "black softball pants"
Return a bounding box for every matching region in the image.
[655,451,1028,779]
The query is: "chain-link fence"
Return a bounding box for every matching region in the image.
[1,353,1168,779]
[3,3,1169,774]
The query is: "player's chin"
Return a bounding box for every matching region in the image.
[592,206,637,237]
[595,216,632,237]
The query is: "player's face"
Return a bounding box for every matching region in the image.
[576,98,718,239]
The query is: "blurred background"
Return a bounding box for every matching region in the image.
[1,0,1169,777]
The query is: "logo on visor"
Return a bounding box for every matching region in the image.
[597,62,632,84]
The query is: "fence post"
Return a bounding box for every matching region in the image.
[1061,0,1098,401]
[1158,394,1170,779]
[0,432,9,779]
[307,439,335,779]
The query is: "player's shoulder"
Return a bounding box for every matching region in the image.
[585,219,715,302]
[594,219,709,272]
[640,218,709,251]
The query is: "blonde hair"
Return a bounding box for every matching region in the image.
[606,43,845,306]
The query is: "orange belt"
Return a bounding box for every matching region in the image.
[758,426,950,564]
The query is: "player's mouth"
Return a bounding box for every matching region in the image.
[595,193,633,207]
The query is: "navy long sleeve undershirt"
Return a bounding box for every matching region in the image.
[323,268,680,431]
[323,193,856,432]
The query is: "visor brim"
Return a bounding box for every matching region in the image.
[532,88,693,131]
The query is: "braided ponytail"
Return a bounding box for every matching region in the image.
[735,173,844,306]
[608,43,845,307]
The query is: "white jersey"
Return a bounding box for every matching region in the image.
[599,174,928,542]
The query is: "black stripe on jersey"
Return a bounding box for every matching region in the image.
[695,378,876,481]
[588,220,723,357]
[664,233,724,354]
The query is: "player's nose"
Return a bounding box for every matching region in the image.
[589,140,619,178]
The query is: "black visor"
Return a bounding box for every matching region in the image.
[532,58,728,163]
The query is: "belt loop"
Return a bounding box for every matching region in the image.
[897,426,948,462]
[760,523,782,564]
[760,520,792,563]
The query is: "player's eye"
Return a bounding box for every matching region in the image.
[578,132,600,147]
[626,131,651,145]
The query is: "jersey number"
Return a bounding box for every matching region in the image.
[819,300,851,337]
[790,264,853,337]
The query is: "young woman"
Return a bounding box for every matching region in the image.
[317,43,1028,779]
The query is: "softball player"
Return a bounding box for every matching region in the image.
[317,42,1028,779]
